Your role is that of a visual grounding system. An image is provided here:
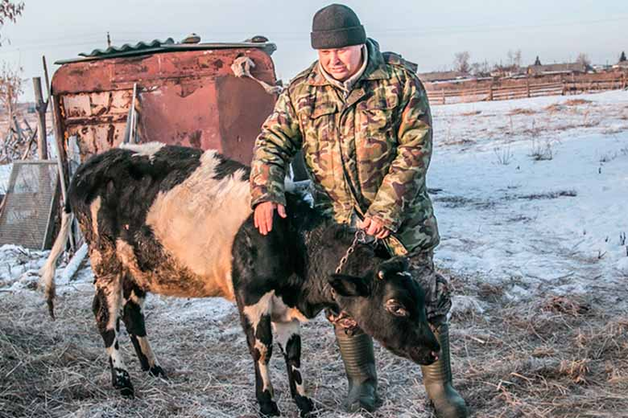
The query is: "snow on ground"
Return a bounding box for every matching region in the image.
[429,90,628,304]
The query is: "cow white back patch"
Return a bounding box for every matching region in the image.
[120,142,165,161]
[145,149,252,299]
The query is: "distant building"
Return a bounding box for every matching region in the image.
[490,65,526,78]
[592,64,613,73]
[612,61,628,71]
[527,62,591,76]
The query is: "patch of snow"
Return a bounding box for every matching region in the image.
[0,163,12,193]
[617,257,628,276]
[0,245,49,287]
[431,90,628,300]
[451,295,485,316]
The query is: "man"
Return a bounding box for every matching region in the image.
[249,4,468,417]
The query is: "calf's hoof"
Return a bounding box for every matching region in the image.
[149,365,167,379]
[259,400,280,417]
[112,368,134,398]
[295,395,315,417]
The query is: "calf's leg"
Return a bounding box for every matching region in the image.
[93,275,133,397]
[238,292,279,417]
[122,279,165,378]
[274,320,314,417]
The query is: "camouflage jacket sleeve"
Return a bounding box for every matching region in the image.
[365,74,433,232]
[250,89,303,208]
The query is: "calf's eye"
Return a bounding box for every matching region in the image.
[385,299,409,317]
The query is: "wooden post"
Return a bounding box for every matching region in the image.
[489,83,494,101]
[33,77,48,159]
[12,115,24,142]
[441,89,446,105]
[44,55,75,251]
[526,77,531,98]
[43,56,52,98]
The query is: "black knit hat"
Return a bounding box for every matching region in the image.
[311,4,366,49]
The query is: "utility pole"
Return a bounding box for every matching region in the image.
[107,32,112,48]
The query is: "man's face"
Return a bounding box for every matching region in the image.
[317,44,364,82]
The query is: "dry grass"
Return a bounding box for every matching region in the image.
[564,99,592,106]
[2,271,628,418]
[508,108,537,116]
[544,104,565,113]
[529,138,555,161]
[516,190,578,201]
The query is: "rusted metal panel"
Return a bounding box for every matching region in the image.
[138,80,221,150]
[216,76,276,164]
[51,47,277,165]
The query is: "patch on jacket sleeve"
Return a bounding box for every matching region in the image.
[383,52,418,73]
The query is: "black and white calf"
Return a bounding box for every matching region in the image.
[41,143,440,417]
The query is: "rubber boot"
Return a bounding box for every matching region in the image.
[334,326,381,412]
[420,323,469,418]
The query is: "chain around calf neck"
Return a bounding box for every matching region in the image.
[335,230,367,274]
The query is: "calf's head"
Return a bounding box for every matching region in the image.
[329,256,440,365]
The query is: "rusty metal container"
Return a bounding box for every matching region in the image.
[51,40,278,166]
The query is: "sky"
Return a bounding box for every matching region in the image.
[0,0,626,102]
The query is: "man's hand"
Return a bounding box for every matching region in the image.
[254,201,287,235]
[359,216,391,239]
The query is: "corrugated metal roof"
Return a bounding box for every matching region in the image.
[55,37,277,64]
[79,38,176,58]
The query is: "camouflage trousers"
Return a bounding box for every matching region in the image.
[327,250,453,334]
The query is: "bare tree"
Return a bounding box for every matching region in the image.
[0,0,24,45]
[0,1,26,162]
[0,63,22,118]
[507,49,522,69]
[454,51,471,74]
[0,63,26,162]
[576,53,591,67]
[471,60,491,77]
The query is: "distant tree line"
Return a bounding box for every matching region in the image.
[451,49,626,76]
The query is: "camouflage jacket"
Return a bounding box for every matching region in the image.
[250,39,439,254]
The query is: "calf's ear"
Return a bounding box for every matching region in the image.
[329,274,370,297]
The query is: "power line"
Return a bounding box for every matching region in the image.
[0,14,625,56]
[370,15,628,35]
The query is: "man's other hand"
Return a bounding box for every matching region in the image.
[359,216,391,239]
[254,201,287,235]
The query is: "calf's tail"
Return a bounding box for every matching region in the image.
[39,203,73,319]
